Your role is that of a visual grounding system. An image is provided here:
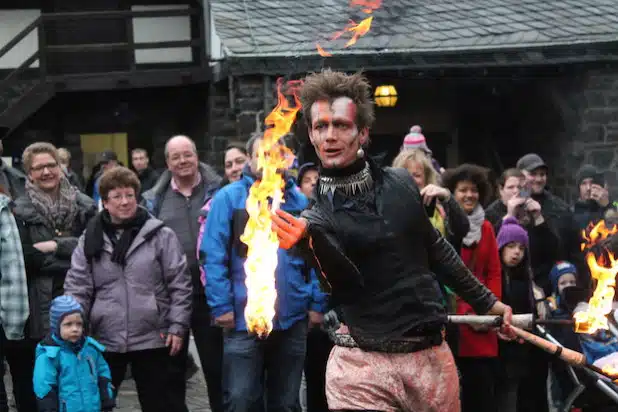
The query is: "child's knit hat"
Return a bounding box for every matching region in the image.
[497,216,529,250]
[550,261,578,292]
[402,125,432,155]
[297,162,318,186]
[50,295,83,337]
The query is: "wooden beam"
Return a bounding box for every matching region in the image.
[42,8,197,21]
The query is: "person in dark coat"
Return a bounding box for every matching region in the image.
[494,217,546,412]
[516,153,587,289]
[131,148,159,196]
[0,140,26,199]
[11,142,96,412]
[572,164,617,231]
[271,69,515,412]
[486,168,561,296]
[57,148,85,192]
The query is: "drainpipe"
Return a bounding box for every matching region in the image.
[263,75,271,114]
[228,75,235,112]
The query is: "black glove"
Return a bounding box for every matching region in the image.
[99,377,116,410]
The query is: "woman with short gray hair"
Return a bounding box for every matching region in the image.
[65,166,192,412]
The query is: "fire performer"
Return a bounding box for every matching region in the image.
[272,70,515,412]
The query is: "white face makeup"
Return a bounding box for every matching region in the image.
[308,97,368,168]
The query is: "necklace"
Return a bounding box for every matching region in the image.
[319,162,373,196]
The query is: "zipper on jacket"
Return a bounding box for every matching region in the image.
[186,196,198,249]
[123,264,130,352]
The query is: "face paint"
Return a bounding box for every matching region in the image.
[309,97,365,169]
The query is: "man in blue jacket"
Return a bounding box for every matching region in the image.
[202,133,327,412]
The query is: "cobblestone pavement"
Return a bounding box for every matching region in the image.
[114,372,211,412]
[5,371,211,412]
[4,337,212,412]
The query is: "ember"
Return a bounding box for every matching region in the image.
[574,220,618,334]
[315,0,381,56]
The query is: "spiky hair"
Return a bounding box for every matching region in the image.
[300,69,375,130]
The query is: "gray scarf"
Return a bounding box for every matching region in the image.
[26,176,78,234]
[463,204,485,247]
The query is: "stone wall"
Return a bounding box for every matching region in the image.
[545,67,618,203]
[207,65,618,203]
[206,75,275,172]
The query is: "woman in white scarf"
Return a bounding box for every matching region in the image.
[442,164,502,412]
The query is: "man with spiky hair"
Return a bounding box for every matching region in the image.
[272,69,515,412]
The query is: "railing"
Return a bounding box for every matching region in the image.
[0,7,207,110]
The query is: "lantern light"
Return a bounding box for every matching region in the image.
[374,85,398,107]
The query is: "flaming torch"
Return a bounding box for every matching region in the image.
[574,220,618,334]
[240,79,303,338]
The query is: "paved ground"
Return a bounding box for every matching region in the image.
[5,337,212,412]
[5,372,210,412]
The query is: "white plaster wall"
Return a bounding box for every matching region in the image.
[132,5,192,64]
[0,9,41,70]
[204,0,224,60]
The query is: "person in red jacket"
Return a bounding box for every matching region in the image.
[443,164,502,412]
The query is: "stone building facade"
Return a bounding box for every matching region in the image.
[203,63,618,204]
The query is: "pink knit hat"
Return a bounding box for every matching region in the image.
[402,125,431,154]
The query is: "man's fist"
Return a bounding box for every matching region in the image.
[271,209,308,249]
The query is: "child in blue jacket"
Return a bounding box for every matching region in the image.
[33,295,116,412]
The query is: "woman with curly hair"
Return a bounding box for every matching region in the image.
[442,164,502,412]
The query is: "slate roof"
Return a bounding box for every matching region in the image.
[211,0,618,58]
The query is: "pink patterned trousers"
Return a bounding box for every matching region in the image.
[325,341,460,412]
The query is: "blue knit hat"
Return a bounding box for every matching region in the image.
[550,261,578,292]
[50,295,83,337]
[497,216,529,250]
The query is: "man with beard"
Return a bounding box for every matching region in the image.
[271,70,515,412]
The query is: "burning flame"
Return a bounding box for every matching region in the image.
[240,78,302,338]
[330,17,374,48]
[574,220,618,334]
[350,0,382,14]
[603,365,618,381]
[316,0,380,56]
[316,43,332,57]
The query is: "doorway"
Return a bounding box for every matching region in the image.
[80,132,127,179]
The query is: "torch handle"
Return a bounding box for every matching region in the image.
[510,325,587,366]
[448,314,533,329]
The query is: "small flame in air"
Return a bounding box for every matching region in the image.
[330,17,374,48]
[315,0,380,56]
[316,43,332,57]
[350,0,382,14]
[240,79,303,338]
[574,220,618,334]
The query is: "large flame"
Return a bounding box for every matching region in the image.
[316,0,380,56]
[240,79,302,338]
[574,220,618,334]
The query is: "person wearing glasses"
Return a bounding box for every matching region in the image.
[10,142,96,411]
[64,166,192,412]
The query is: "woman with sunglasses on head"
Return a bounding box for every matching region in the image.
[10,142,96,411]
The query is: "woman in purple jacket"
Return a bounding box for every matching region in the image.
[64,166,192,412]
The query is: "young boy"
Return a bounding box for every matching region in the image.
[33,295,116,412]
